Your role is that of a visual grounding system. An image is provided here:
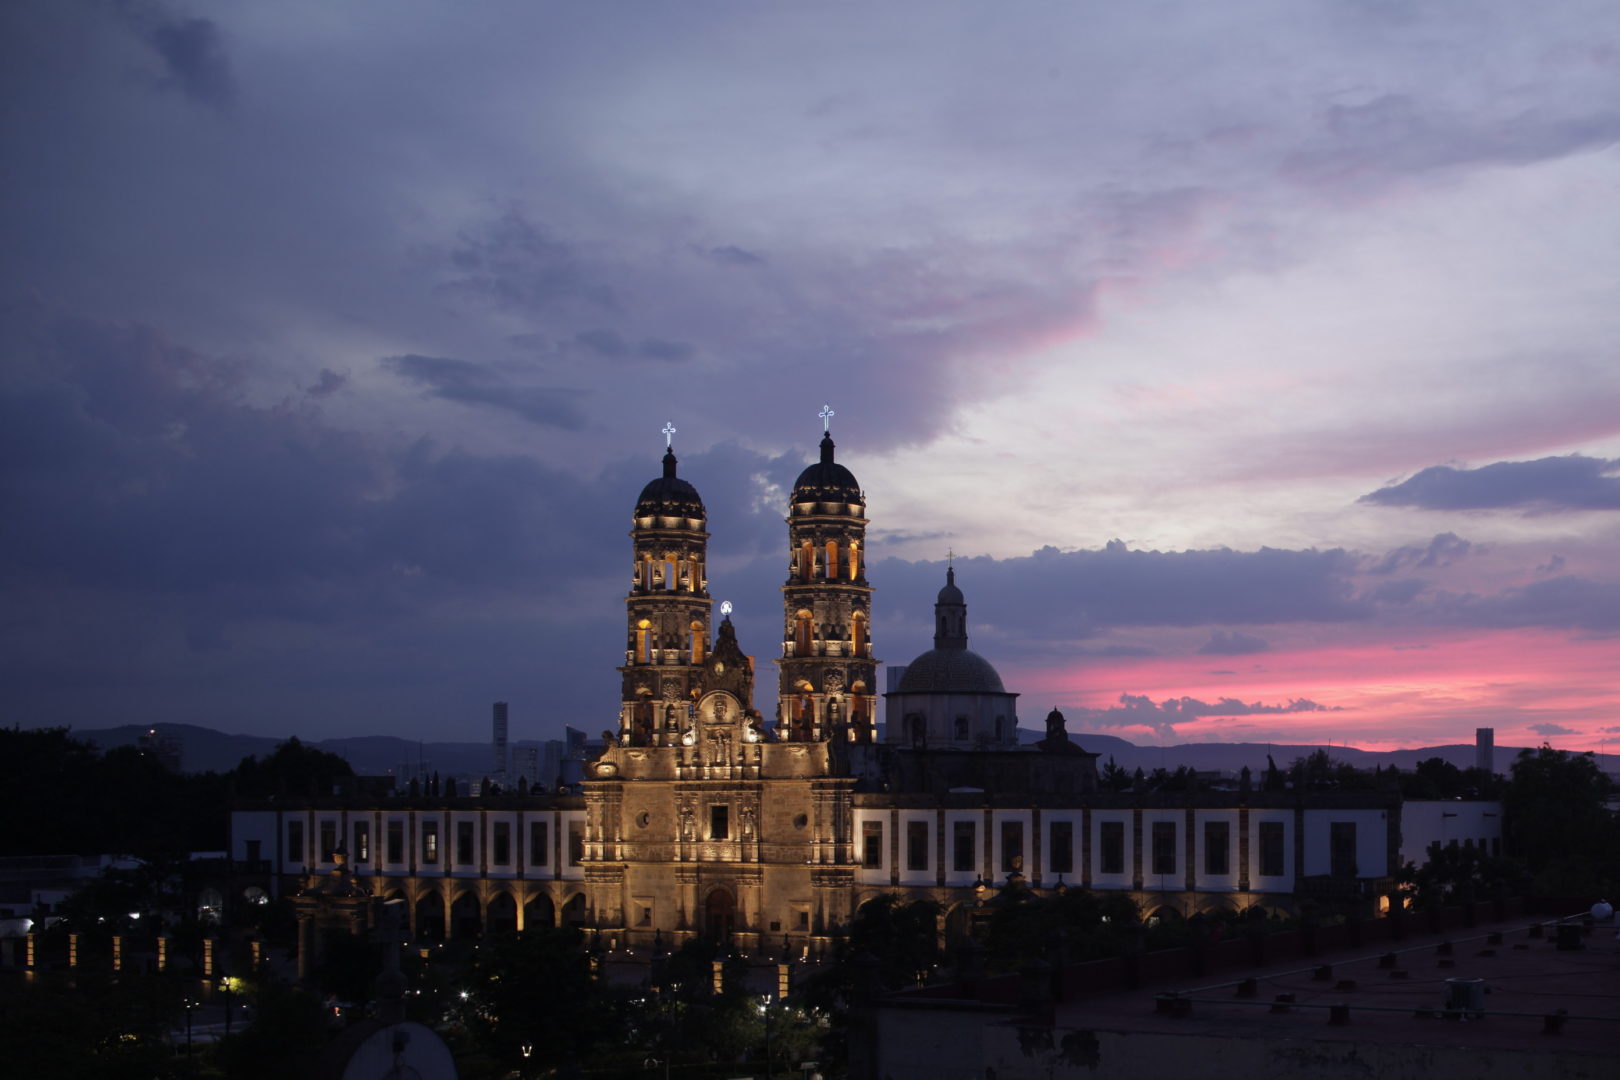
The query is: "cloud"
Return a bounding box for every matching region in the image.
[305,369,347,397]
[1197,629,1269,656]
[701,245,766,266]
[1536,554,1566,575]
[1529,723,1577,736]
[1361,456,1620,513]
[440,211,615,314]
[383,354,586,429]
[115,4,235,108]
[1069,693,1335,736]
[1431,575,1620,633]
[574,330,694,362]
[1368,532,1473,573]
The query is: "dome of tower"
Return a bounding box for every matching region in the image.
[792,434,862,502]
[636,449,705,517]
[936,574,964,605]
[894,647,1007,694]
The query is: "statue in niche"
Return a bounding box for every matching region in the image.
[679,803,696,841]
[712,696,729,723]
[708,729,732,763]
[740,803,757,839]
[665,703,679,728]
[826,697,842,724]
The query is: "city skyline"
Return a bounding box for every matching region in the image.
[3,2,1618,753]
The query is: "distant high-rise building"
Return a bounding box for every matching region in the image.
[1476,727,1494,774]
[493,701,509,778]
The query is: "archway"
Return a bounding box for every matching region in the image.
[414,894,445,941]
[487,891,518,935]
[450,891,482,940]
[704,887,736,942]
[560,892,587,928]
[524,894,555,929]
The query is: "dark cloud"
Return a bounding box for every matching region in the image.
[573,331,693,362]
[383,354,586,430]
[305,369,347,397]
[1529,723,1577,736]
[441,211,615,314]
[1368,532,1473,573]
[1536,554,1566,575]
[1361,456,1620,513]
[1431,575,1620,632]
[1366,578,1426,605]
[141,11,234,107]
[1068,693,1335,736]
[701,245,767,266]
[1197,629,1269,656]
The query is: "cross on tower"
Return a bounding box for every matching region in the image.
[819,404,835,433]
[947,547,955,568]
[661,421,676,448]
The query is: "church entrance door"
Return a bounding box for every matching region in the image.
[704,887,736,942]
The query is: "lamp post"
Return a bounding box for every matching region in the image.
[758,993,773,1079]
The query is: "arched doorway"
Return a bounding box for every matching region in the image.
[450,891,482,939]
[487,892,518,935]
[524,894,555,929]
[414,894,445,941]
[704,887,736,942]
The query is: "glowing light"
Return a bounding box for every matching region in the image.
[661,421,676,448]
[721,600,733,617]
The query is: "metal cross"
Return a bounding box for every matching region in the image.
[819,404,834,433]
[662,421,676,448]
[720,600,733,617]
[947,547,954,568]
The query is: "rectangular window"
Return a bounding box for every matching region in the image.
[906,821,929,872]
[1151,821,1177,876]
[319,821,337,862]
[862,821,884,869]
[456,821,475,865]
[710,804,730,840]
[567,821,584,866]
[353,821,370,863]
[492,821,511,865]
[1330,821,1357,877]
[386,821,404,864]
[529,820,549,866]
[1099,821,1125,875]
[422,820,439,864]
[1049,821,1074,875]
[954,717,969,741]
[953,821,976,872]
[287,821,304,864]
[1258,821,1284,877]
[1000,821,1024,875]
[1203,821,1230,876]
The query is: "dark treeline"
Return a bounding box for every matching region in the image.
[0,728,353,858]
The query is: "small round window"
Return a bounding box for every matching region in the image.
[637,812,651,828]
[793,814,808,829]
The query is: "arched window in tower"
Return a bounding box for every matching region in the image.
[662,558,677,591]
[641,555,654,591]
[851,611,867,658]
[825,541,839,581]
[800,541,814,582]
[848,540,860,581]
[690,621,705,664]
[794,610,814,657]
[636,619,652,664]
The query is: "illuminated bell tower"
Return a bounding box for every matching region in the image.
[620,424,711,746]
[777,406,877,743]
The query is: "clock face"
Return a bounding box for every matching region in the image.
[713,661,725,674]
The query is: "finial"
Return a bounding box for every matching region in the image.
[819,404,835,433]
[947,547,954,568]
[662,421,676,448]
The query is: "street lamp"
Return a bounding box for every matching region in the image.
[758,993,773,1079]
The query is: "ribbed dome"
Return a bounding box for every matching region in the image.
[792,434,861,501]
[636,449,705,517]
[895,647,1006,694]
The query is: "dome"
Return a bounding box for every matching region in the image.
[895,647,1007,694]
[936,567,964,605]
[792,434,862,501]
[636,449,705,517]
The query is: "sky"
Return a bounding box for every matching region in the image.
[3,0,1619,756]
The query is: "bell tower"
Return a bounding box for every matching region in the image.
[619,424,711,746]
[777,406,878,743]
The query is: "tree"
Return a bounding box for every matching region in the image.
[1099,756,1132,792]
[230,736,355,799]
[455,927,613,1073]
[1502,745,1620,895]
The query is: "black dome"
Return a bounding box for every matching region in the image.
[636,450,705,517]
[792,434,862,500]
[895,648,1007,694]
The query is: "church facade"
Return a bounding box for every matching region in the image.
[231,424,1400,952]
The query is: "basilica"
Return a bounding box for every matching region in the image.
[233,422,1401,954]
